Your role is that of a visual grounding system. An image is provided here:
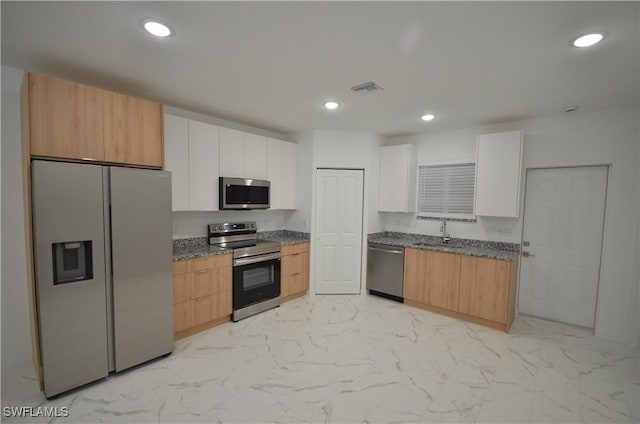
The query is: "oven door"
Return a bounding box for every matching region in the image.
[233,254,281,310]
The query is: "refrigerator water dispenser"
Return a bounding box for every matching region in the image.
[52,240,93,284]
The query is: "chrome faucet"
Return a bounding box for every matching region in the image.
[440,219,451,244]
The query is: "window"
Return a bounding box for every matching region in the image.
[417,163,476,219]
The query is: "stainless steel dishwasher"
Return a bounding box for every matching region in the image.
[366,243,404,302]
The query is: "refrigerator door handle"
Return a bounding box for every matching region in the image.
[103,167,116,373]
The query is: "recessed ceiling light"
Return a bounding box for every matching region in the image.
[324,101,340,110]
[421,113,435,122]
[572,32,605,48]
[143,20,173,37]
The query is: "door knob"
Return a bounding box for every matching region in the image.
[522,251,535,257]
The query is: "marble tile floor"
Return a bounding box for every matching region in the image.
[3,294,638,423]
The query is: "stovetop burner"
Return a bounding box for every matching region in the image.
[208,221,280,258]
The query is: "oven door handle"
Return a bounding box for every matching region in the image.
[233,252,281,267]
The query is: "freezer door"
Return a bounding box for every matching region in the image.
[109,167,174,371]
[31,160,108,397]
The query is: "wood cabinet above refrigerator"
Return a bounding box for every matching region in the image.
[23,72,163,168]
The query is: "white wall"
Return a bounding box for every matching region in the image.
[1,66,40,403]
[164,105,291,142]
[172,210,292,239]
[300,130,381,295]
[385,108,640,348]
[521,108,639,348]
[384,126,523,242]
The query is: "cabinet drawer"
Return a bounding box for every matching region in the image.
[173,260,188,276]
[174,301,194,333]
[194,297,212,326]
[212,254,233,268]
[193,269,212,298]
[282,242,309,257]
[210,266,232,294]
[173,273,193,304]
[211,291,232,320]
[187,256,214,273]
[291,251,309,275]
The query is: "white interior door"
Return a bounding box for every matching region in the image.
[315,169,364,294]
[519,166,608,328]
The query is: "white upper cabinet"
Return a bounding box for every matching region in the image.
[281,141,297,209]
[163,114,189,211]
[219,127,246,178]
[267,138,283,208]
[378,144,416,212]
[245,133,268,179]
[164,113,220,211]
[219,128,268,180]
[267,138,297,210]
[188,120,219,211]
[474,130,523,217]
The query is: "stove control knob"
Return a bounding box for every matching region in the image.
[250,223,256,229]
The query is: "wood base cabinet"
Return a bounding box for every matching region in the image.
[281,243,309,302]
[172,254,232,340]
[403,247,518,332]
[459,256,518,326]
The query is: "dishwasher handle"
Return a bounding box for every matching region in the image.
[368,246,404,255]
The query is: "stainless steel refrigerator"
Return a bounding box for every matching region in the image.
[31,160,174,398]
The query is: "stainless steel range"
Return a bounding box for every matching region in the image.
[208,222,281,321]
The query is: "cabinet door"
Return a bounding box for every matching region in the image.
[403,248,429,304]
[219,127,245,177]
[459,256,512,323]
[28,73,105,161]
[103,91,163,167]
[474,130,523,217]
[281,141,297,209]
[379,144,415,212]
[267,138,283,209]
[427,251,461,311]
[245,133,268,179]
[189,120,219,211]
[164,114,189,211]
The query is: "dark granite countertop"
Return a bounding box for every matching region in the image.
[172,230,311,261]
[172,237,231,261]
[368,232,520,261]
[257,230,310,246]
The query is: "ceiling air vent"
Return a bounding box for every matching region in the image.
[350,81,383,95]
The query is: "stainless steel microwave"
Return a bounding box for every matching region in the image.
[219,177,270,210]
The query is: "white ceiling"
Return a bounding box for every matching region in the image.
[2,2,638,137]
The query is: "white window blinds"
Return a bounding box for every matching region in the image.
[418,163,476,217]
